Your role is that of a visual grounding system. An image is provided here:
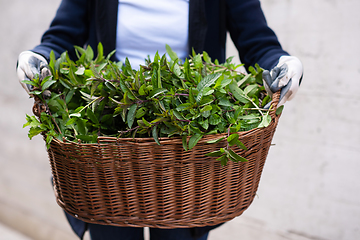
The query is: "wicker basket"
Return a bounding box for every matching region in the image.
[45,93,281,229]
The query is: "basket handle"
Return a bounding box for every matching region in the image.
[269,91,281,119]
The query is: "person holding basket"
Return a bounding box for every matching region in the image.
[16,0,303,239]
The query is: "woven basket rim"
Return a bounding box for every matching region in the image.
[54,115,278,147]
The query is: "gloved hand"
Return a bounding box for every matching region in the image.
[262,55,303,107]
[16,51,51,94]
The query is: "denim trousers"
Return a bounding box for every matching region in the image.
[88,223,209,240]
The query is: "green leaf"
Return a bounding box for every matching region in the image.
[87,107,99,124]
[228,149,248,162]
[80,91,98,101]
[95,42,104,63]
[46,133,54,147]
[152,125,160,145]
[193,54,203,69]
[218,97,233,107]
[203,87,214,96]
[127,104,137,128]
[28,127,43,139]
[75,66,85,75]
[202,51,211,63]
[76,134,97,143]
[196,73,222,102]
[69,112,81,118]
[205,150,224,157]
[189,125,202,134]
[227,133,239,146]
[138,84,147,95]
[199,97,214,107]
[237,74,252,88]
[49,51,56,73]
[189,88,196,104]
[173,63,184,78]
[244,84,258,97]
[135,107,147,119]
[65,117,76,126]
[65,89,76,104]
[172,109,184,120]
[219,77,233,88]
[228,81,249,104]
[276,105,284,116]
[166,44,179,62]
[226,112,236,124]
[106,49,116,60]
[188,134,203,150]
[21,80,38,88]
[23,114,39,128]
[85,45,94,62]
[198,119,209,130]
[258,114,272,128]
[235,140,248,151]
[96,62,107,72]
[41,79,56,90]
[176,103,192,111]
[119,79,136,100]
[182,135,188,151]
[90,62,101,79]
[59,79,71,89]
[206,137,225,144]
[76,118,87,135]
[29,90,42,95]
[209,114,221,125]
[216,155,228,166]
[200,105,212,113]
[148,88,168,99]
[142,117,151,127]
[105,81,116,91]
[74,45,86,59]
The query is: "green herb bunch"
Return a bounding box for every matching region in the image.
[23,43,276,166]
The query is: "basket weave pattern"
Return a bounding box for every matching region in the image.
[46,94,280,228]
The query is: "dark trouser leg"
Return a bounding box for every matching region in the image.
[88,223,144,240]
[149,228,209,240]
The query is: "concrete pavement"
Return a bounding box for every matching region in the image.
[0,222,31,240]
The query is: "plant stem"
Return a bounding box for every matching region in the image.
[117,125,140,138]
[245,96,264,117]
[44,101,63,135]
[208,63,246,75]
[79,96,103,113]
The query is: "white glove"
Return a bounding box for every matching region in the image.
[16,51,51,94]
[262,56,303,107]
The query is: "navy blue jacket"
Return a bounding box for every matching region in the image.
[37,0,288,238]
[32,0,288,71]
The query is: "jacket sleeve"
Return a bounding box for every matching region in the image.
[226,0,289,70]
[31,0,90,61]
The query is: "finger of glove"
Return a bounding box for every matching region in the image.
[269,78,281,92]
[270,67,280,81]
[40,62,52,81]
[277,64,290,88]
[278,78,293,106]
[25,56,44,79]
[262,70,273,87]
[269,66,288,92]
[264,78,293,109]
[17,69,34,92]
